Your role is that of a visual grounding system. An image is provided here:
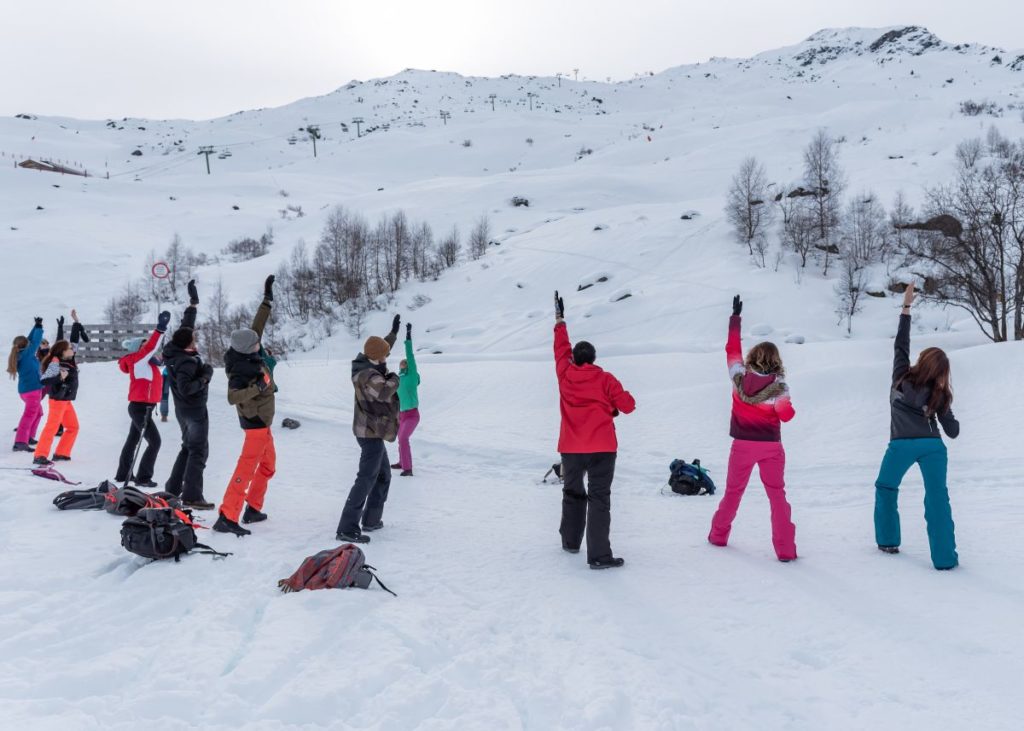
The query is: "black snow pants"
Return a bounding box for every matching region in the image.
[165,405,209,502]
[560,452,617,563]
[337,437,392,537]
[115,403,161,483]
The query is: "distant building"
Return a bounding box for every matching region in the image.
[18,159,88,177]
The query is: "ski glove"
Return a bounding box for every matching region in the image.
[34,317,43,328]
[554,291,565,320]
[56,316,64,333]
[391,314,401,335]
[406,323,412,340]
[732,295,743,317]
[187,279,199,306]
[264,275,275,302]
[156,310,171,333]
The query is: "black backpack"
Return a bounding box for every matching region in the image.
[542,461,563,484]
[120,507,229,562]
[53,480,116,511]
[667,459,716,496]
[105,486,180,516]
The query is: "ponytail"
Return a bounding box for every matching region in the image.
[7,336,28,380]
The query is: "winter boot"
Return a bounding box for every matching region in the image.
[33,456,53,466]
[390,463,401,470]
[588,557,625,570]
[400,470,413,477]
[12,442,32,452]
[241,505,268,524]
[132,478,158,488]
[878,545,900,554]
[336,531,370,544]
[161,415,168,423]
[213,513,251,537]
[52,454,71,462]
[362,520,384,532]
[562,546,580,554]
[28,439,38,447]
[183,498,215,511]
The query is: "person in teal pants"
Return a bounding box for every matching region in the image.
[874,283,960,570]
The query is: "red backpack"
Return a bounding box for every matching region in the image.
[278,544,395,596]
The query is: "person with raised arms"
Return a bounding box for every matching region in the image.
[552,291,636,570]
[873,282,960,570]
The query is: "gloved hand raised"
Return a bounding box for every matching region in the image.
[406,323,412,340]
[156,311,171,333]
[56,316,64,332]
[187,279,199,306]
[264,275,275,302]
[34,317,43,328]
[732,295,743,317]
[554,291,565,320]
[391,314,401,335]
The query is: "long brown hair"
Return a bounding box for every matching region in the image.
[745,341,785,376]
[900,347,953,416]
[7,335,28,379]
[41,340,71,372]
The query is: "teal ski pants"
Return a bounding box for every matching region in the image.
[874,438,958,570]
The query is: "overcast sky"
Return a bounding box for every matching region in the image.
[2,0,1020,120]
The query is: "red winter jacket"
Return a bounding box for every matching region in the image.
[726,316,795,442]
[118,329,164,404]
[554,322,635,453]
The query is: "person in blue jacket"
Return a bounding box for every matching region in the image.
[7,317,45,451]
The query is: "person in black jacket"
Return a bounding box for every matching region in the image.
[33,310,87,465]
[873,283,960,570]
[162,280,215,509]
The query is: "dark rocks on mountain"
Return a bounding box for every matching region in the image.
[897,214,963,239]
[866,290,887,298]
[814,242,840,255]
[131,150,143,156]
[612,292,632,302]
[888,155,904,160]
[1010,55,1024,72]
[785,186,829,199]
[36,206,44,211]
[232,205,240,210]
[511,196,530,207]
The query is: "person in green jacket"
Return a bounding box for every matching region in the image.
[392,323,421,476]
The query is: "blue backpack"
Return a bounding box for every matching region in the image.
[668,459,716,496]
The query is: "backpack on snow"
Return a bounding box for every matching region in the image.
[53,480,116,511]
[32,465,81,485]
[104,486,180,517]
[278,543,396,596]
[120,507,229,562]
[666,459,716,496]
[542,461,563,484]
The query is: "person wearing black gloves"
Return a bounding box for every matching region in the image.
[336,314,401,543]
[162,280,215,509]
[33,309,87,465]
[214,276,278,537]
[114,310,171,487]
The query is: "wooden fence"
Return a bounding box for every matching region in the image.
[77,324,158,363]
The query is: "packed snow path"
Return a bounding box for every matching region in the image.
[1,335,1021,730]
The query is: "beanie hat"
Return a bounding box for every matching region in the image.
[230,328,260,354]
[363,336,391,362]
[171,327,194,349]
[572,341,596,366]
[122,337,145,353]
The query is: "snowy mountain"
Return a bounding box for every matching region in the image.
[1,27,1023,731]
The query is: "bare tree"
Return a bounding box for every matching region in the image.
[899,134,1024,341]
[781,198,817,269]
[469,214,490,260]
[104,283,145,324]
[835,193,888,333]
[803,129,846,274]
[438,225,461,268]
[726,156,774,258]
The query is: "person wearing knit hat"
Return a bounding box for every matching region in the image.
[335,313,402,543]
[113,311,170,487]
[161,280,216,510]
[214,276,279,537]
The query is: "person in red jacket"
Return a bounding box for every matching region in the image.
[114,311,170,487]
[553,291,636,570]
[708,295,797,561]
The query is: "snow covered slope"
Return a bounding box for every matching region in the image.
[1,26,1023,731]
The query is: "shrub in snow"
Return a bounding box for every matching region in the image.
[462,139,472,148]
[577,273,611,291]
[511,196,530,207]
[609,288,632,303]
[959,99,1001,117]
[222,228,274,261]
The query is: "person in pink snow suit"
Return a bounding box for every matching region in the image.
[708,295,797,561]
